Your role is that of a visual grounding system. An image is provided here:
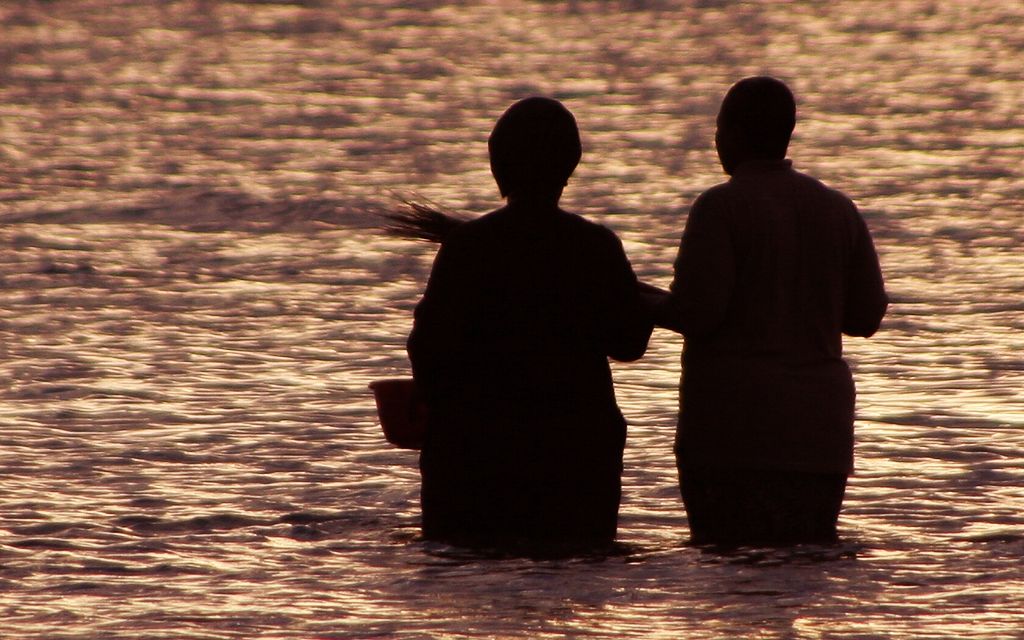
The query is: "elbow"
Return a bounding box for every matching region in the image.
[844,321,880,338]
[406,326,424,362]
[607,322,654,362]
[407,324,440,374]
[609,340,648,362]
[844,296,888,338]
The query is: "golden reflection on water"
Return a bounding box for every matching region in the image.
[0,0,1022,638]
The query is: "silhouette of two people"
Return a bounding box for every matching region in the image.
[408,78,887,551]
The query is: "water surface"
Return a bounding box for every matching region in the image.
[0,1,1022,638]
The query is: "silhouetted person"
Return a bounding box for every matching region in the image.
[407,97,653,553]
[649,77,888,546]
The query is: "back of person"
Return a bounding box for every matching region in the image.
[407,98,652,551]
[677,161,883,475]
[424,206,644,414]
[694,166,867,361]
[655,77,887,545]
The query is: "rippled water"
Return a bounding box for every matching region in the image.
[1,1,1022,638]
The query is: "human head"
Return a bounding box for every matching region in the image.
[715,76,796,175]
[488,97,582,201]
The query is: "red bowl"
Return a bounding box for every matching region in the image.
[369,378,427,450]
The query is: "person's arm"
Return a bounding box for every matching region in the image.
[658,192,735,336]
[636,281,673,328]
[638,280,670,298]
[843,210,888,337]
[407,238,468,401]
[594,228,654,362]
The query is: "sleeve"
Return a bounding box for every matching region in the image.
[593,227,653,362]
[406,238,468,402]
[842,209,888,337]
[657,191,735,337]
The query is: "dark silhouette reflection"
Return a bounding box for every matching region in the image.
[407,97,653,554]
[647,77,888,546]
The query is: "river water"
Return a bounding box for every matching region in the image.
[0,1,1021,638]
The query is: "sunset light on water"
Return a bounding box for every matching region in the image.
[0,1,1021,637]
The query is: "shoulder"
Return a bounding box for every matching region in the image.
[792,168,858,212]
[440,207,503,247]
[557,209,626,251]
[459,207,505,231]
[684,182,734,226]
[691,181,733,209]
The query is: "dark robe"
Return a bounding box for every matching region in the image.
[660,158,887,545]
[407,202,652,548]
[662,159,887,475]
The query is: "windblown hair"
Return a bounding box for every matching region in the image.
[380,200,469,244]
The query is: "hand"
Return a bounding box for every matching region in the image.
[637,280,669,314]
[637,280,669,298]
